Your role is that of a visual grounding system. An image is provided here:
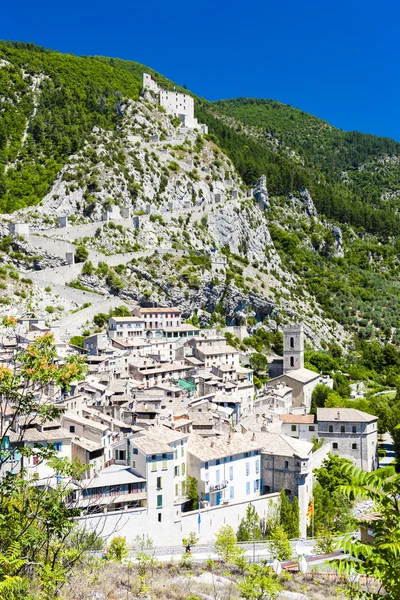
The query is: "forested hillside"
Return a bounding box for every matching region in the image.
[207,98,400,237]
[1,42,400,343]
[0,42,141,212]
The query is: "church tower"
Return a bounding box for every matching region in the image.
[283,324,304,373]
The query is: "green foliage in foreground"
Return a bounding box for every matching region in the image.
[339,464,400,599]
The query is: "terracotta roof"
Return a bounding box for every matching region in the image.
[280,414,316,424]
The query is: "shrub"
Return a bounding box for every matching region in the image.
[108,536,129,562]
[45,306,54,313]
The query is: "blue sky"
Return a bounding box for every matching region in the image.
[1,0,398,139]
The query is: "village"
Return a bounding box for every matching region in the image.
[0,72,380,551]
[1,310,379,546]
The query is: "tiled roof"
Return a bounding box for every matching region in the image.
[280,414,316,424]
[317,408,377,422]
[187,432,263,461]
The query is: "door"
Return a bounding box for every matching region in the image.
[216,491,221,505]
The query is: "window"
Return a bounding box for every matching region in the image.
[158,513,162,522]
[352,425,357,433]
[69,425,75,433]
[290,356,294,367]
[54,442,62,452]
[333,443,338,449]
[230,486,234,500]
[254,479,260,493]
[246,462,250,476]
[157,477,162,490]
[256,459,260,474]
[284,461,289,469]
[329,425,333,433]
[352,443,357,450]
[157,494,162,508]
[132,460,136,468]
[204,462,209,470]
[175,484,179,497]
[229,466,233,480]
[133,448,138,455]
[181,463,185,476]
[290,337,294,348]
[174,450,178,460]
[151,460,157,472]
[216,459,220,465]
[174,466,180,477]
[246,482,251,495]
[309,426,315,432]
[341,426,345,433]
[291,425,296,432]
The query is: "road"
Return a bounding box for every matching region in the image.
[379,432,396,468]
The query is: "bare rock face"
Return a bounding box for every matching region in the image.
[300,188,317,217]
[253,174,269,210]
[331,225,344,257]
[208,203,273,263]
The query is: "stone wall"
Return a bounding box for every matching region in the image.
[78,492,279,547]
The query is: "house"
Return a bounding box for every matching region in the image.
[187,432,264,507]
[108,317,145,340]
[61,412,115,466]
[132,307,181,330]
[129,359,192,389]
[255,431,329,537]
[76,464,146,513]
[194,345,239,369]
[9,424,73,481]
[280,414,317,442]
[114,425,189,523]
[83,332,109,356]
[267,369,320,411]
[316,408,378,471]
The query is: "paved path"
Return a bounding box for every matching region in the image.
[379,433,396,468]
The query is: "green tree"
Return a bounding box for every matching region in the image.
[310,384,331,413]
[339,464,400,599]
[75,245,89,263]
[268,525,292,561]
[214,525,245,564]
[314,453,354,493]
[238,563,283,600]
[278,490,299,538]
[237,504,262,542]
[108,536,129,562]
[69,335,84,348]
[186,476,198,511]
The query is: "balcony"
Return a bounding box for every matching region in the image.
[209,481,228,493]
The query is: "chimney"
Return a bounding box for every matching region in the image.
[337,411,340,420]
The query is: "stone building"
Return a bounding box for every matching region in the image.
[317,408,378,472]
[256,432,329,537]
[283,324,304,373]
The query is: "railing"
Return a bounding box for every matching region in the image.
[209,481,228,492]
[82,487,145,501]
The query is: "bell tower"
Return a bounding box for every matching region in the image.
[283,324,304,373]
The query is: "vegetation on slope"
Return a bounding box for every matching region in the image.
[0,41,141,212]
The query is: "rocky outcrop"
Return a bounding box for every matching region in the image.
[331,225,344,257]
[253,174,269,210]
[300,188,317,217]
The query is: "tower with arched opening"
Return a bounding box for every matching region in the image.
[283,324,304,373]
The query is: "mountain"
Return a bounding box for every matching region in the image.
[0,41,399,347]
